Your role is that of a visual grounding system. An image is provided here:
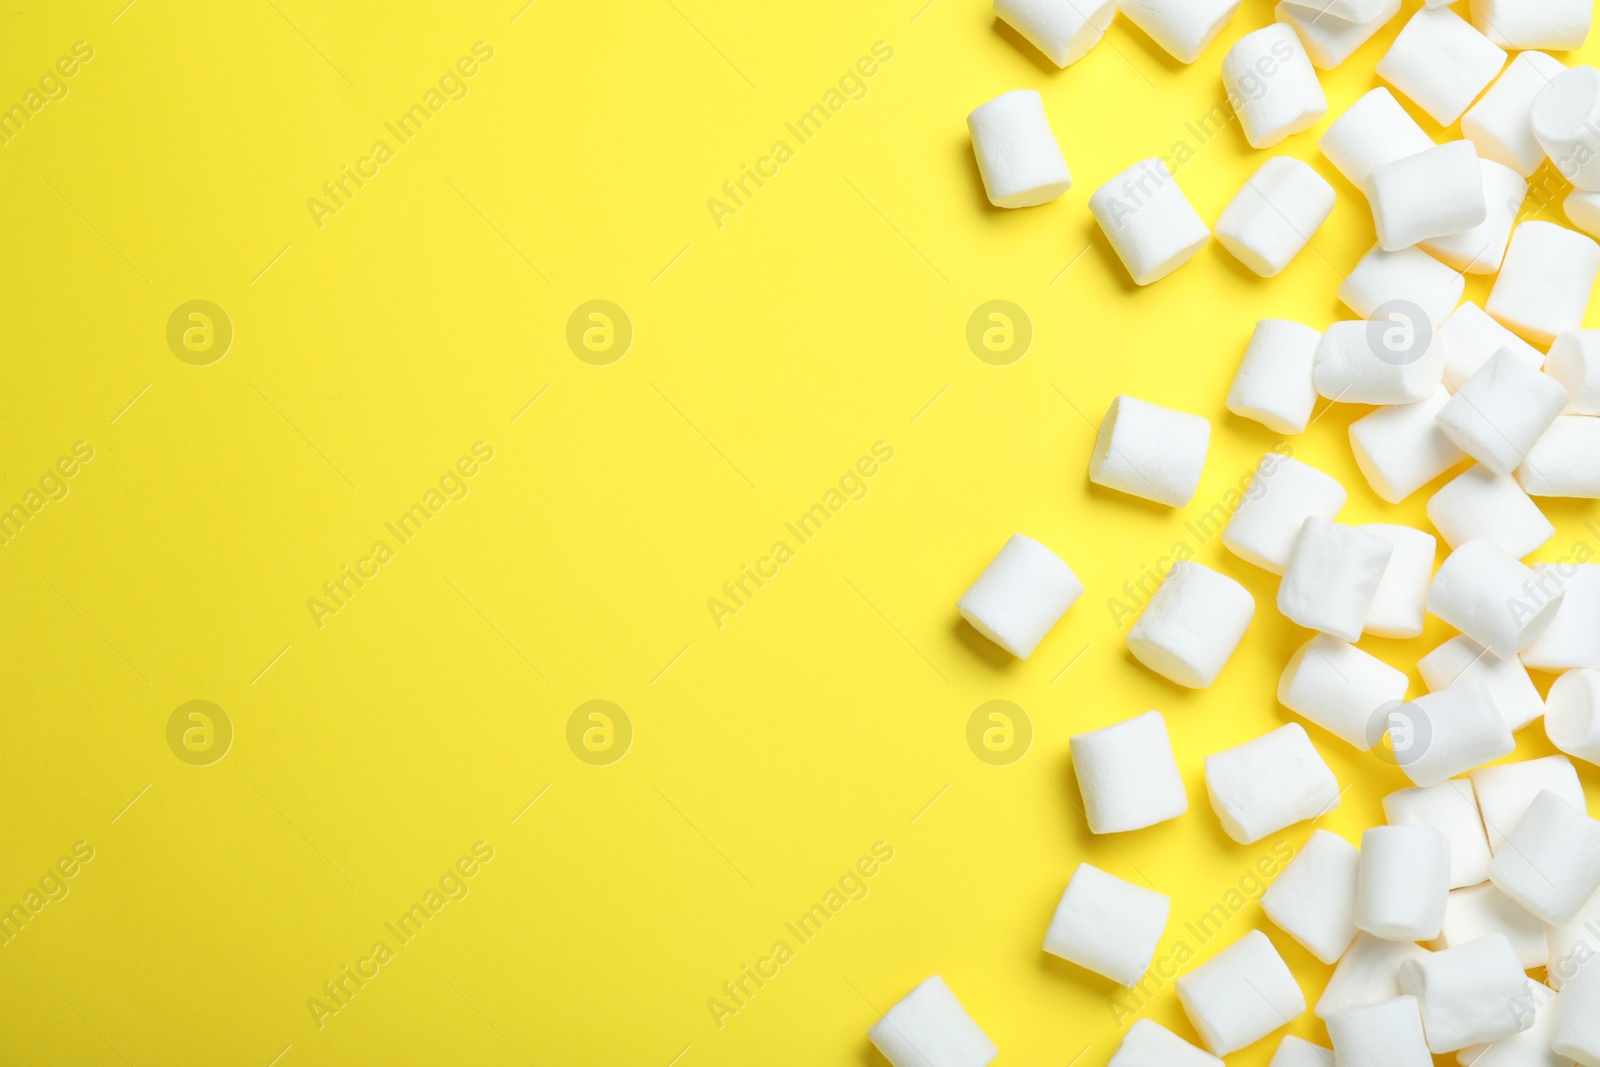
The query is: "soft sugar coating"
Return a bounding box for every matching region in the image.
[1553,964,1600,1066]
[1204,722,1341,844]
[1489,789,1600,924]
[1517,415,1600,498]
[1383,779,1493,889]
[1119,0,1241,63]
[1391,678,1515,787]
[1456,980,1564,1067]
[1313,319,1447,405]
[1263,829,1361,964]
[1438,301,1545,392]
[1546,330,1600,414]
[1463,52,1571,177]
[1437,352,1570,476]
[957,533,1084,659]
[1268,1035,1333,1067]
[1107,1019,1223,1067]
[1222,24,1327,149]
[1070,710,1189,834]
[1532,65,1600,192]
[1317,934,1432,1018]
[1176,930,1306,1056]
[1278,519,1393,642]
[1471,755,1587,853]
[1546,669,1600,765]
[1469,0,1590,49]
[1398,934,1534,1052]
[1276,0,1399,70]
[1433,883,1549,968]
[1217,157,1335,276]
[1279,634,1409,748]
[1488,221,1600,345]
[1089,158,1210,285]
[1127,561,1255,688]
[1320,88,1435,191]
[1326,995,1434,1067]
[1349,387,1469,504]
[867,976,998,1067]
[1362,524,1436,638]
[1418,635,1545,734]
[994,0,1118,67]
[1522,563,1600,672]
[1223,456,1347,573]
[1377,8,1507,126]
[1088,395,1210,507]
[1356,825,1451,941]
[1368,140,1487,251]
[1043,863,1170,986]
[1227,319,1321,433]
[1427,465,1555,559]
[1427,538,1565,658]
[1419,159,1526,274]
[1339,245,1464,328]
[967,90,1073,208]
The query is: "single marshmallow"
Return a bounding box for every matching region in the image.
[967,90,1073,209]
[1263,829,1361,964]
[1463,52,1571,177]
[1434,883,1550,968]
[1088,395,1210,507]
[1276,0,1399,71]
[1278,519,1394,642]
[1384,779,1493,889]
[1472,755,1588,853]
[1487,221,1600,345]
[1127,561,1255,688]
[1398,934,1534,1052]
[1438,301,1544,393]
[1222,24,1328,149]
[1419,160,1526,274]
[1089,158,1210,285]
[1456,981,1563,1067]
[1547,669,1600,765]
[1107,1020,1223,1067]
[1548,885,1600,990]
[1317,935,1432,1019]
[1523,564,1600,672]
[1204,722,1341,845]
[1320,88,1435,191]
[867,976,998,1067]
[1553,964,1600,1067]
[1326,995,1434,1067]
[957,534,1085,659]
[1216,157,1336,276]
[1227,319,1321,433]
[1547,331,1600,414]
[1356,825,1452,941]
[1490,790,1600,924]
[1377,8,1508,126]
[1314,319,1447,405]
[995,0,1119,67]
[1368,141,1488,251]
[1427,465,1555,559]
[1268,1035,1333,1067]
[1070,710,1189,834]
[1043,863,1170,986]
[1176,930,1306,1056]
[1418,635,1545,734]
[1363,524,1436,638]
[1428,538,1566,658]
[1532,66,1600,192]
[1349,387,1470,504]
[1118,0,1242,63]
[1469,0,1591,49]
[1339,245,1465,329]
[1279,635,1410,748]
[1517,416,1600,498]
[1223,456,1347,572]
[1437,352,1570,476]
[1390,679,1515,789]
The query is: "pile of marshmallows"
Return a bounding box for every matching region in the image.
[868,0,1600,1066]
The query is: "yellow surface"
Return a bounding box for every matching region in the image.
[2,0,1597,1063]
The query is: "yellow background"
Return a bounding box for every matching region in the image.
[1,0,1596,1063]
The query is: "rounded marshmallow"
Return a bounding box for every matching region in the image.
[1176,930,1306,1056]
[1376,8,1508,126]
[1438,301,1545,393]
[1089,158,1210,285]
[1553,964,1600,1067]
[1456,980,1562,1067]
[1463,52,1571,177]
[1522,564,1600,672]
[1222,24,1328,149]
[1276,0,1399,70]
[1390,678,1516,788]
[1280,635,1409,748]
[1263,828,1361,964]
[1434,884,1551,968]
[957,534,1084,659]
[1327,995,1434,1067]
[1350,387,1470,504]
[1398,934,1534,1052]
[1278,519,1394,642]
[867,976,998,1067]
[1546,331,1600,414]
[1204,722,1341,844]
[1088,395,1210,506]
[1339,245,1465,329]
[1127,561,1255,688]
[1472,755,1587,852]
[967,90,1073,209]
[1419,159,1526,274]
[1227,319,1321,433]
[1469,0,1591,50]
[1363,524,1436,638]
[1356,825,1452,941]
[1418,635,1545,734]
[1043,863,1170,986]
[1118,0,1242,63]
[1426,465,1555,559]
[1489,789,1600,924]
[1268,1035,1334,1067]
[1487,221,1600,345]
[1437,352,1570,476]
[1546,669,1600,764]
[1427,538,1565,657]
[1216,157,1336,276]
[1384,779,1493,889]
[1070,710,1189,834]
[1108,1020,1223,1067]
[995,0,1118,67]
[1368,140,1488,251]
[1517,416,1600,498]
[1533,66,1600,191]
[1223,455,1347,573]
[1314,318,1447,405]
[1317,935,1432,1019]
[1320,88,1434,191]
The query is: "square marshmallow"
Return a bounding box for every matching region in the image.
[1437,352,1570,476]
[1227,319,1321,433]
[1376,8,1508,127]
[1205,722,1341,844]
[867,976,998,1067]
[957,533,1084,659]
[1426,465,1555,559]
[1368,140,1487,251]
[1088,395,1211,507]
[1263,828,1361,964]
[1276,0,1398,71]
[1223,456,1347,573]
[1418,635,1545,734]
[1487,221,1600,345]
[1070,710,1189,834]
[1278,519,1394,642]
[1489,789,1600,924]
[1463,52,1571,177]
[1398,934,1533,1052]
[1320,88,1435,191]
[1043,863,1170,986]
[1089,158,1210,285]
[1279,634,1409,749]
[1470,754,1586,852]
[1438,300,1545,392]
[1522,563,1600,672]
[967,90,1073,208]
[1217,157,1335,276]
[1222,24,1328,149]
[1363,524,1436,638]
[1356,825,1452,941]
[1176,930,1306,1055]
[1127,561,1255,688]
[1383,778,1494,889]
[1326,995,1434,1067]
[1349,387,1470,504]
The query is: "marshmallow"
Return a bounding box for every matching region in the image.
[1339,245,1465,329]
[1293,0,1390,22]
[1488,221,1600,345]
[1314,319,1447,405]
[867,976,998,1067]
[1418,635,1545,734]
[1350,387,1470,504]
[1547,669,1600,764]
[1176,930,1306,1056]
[1070,710,1188,833]
[1326,995,1434,1067]
[1427,465,1555,558]
[1434,884,1550,968]
[1428,538,1566,657]
[1568,189,1600,238]
[1276,0,1399,70]
[1553,965,1600,1067]
[994,0,1118,67]
[1127,561,1255,688]
[1457,981,1563,1067]
[1472,755,1587,852]
[1043,863,1169,986]
[1357,825,1452,940]
[1384,779,1494,889]
[1517,416,1600,498]
[967,90,1072,209]
[1279,635,1410,748]
[1419,160,1526,274]
[1523,564,1600,672]
[1491,790,1600,924]
[1377,9,1508,126]
[1118,0,1241,63]
[1548,885,1600,990]
[1223,456,1347,572]
[1368,141,1488,251]
[1398,934,1534,1051]
[1469,0,1591,49]
[1269,1035,1333,1067]
[1227,319,1321,433]
[1089,159,1210,285]
[1278,519,1394,642]
[1108,1020,1223,1067]
[1463,52,1571,177]
[1363,524,1436,638]
[1532,66,1600,191]
[1216,157,1336,276]
[1390,679,1515,788]
[1547,331,1600,414]
[1263,829,1361,964]
[1318,935,1433,1019]
[1222,24,1328,149]
[1205,722,1341,844]
[1439,301,1544,392]
[957,534,1085,659]
[1320,89,1435,191]
[1437,352,1570,476]
[1088,395,1210,507]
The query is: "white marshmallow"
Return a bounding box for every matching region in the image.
[1227,319,1321,433]
[1314,318,1447,405]
[957,533,1085,659]
[1339,245,1465,329]
[1377,8,1508,126]
[1326,995,1434,1067]
[1223,456,1347,572]
[1547,884,1600,989]
[1463,52,1571,177]
[1469,0,1591,49]
[967,90,1073,209]
[1418,635,1545,734]
[1547,331,1600,415]
[1292,0,1390,22]
[1088,395,1210,507]
[1269,1035,1333,1067]
[1318,935,1432,1019]
[1368,141,1488,251]
[1434,883,1550,968]
[1222,24,1328,150]
[1205,722,1341,844]
[1428,538,1566,658]
[1473,755,1588,853]
[1517,416,1600,498]
[1263,829,1361,964]
[1491,790,1600,924]
[1280,635,1410,748]
[995,0,1118,67]
[1216,157,1335,276]
[1438,301,1545,393]
[1419,160,1526,274]
[1127,561,1255,688]
[1437,353,1570,476]
[1363,524,1436,638]
[1391,679,1515,788]
[867,976,998,1067]
[1523,564,1600,672]
[1176,930,1306,1056]
[1398,934,1534,1052]
[1043,863,1169,986]
[1278,519,1394,642]
[1118,0,1241,63]
[1320,88,1435,191]
[1553,965,1600,1067]
[1427,465,1555,558]
[1108,1020,1223,1067]
[1276,0,1398,70]
[1384,779,1494,889]
[1547,669,1600,765]
[1350,387,1471,504]
[1532,66,1600,192]
[1089,158,1209,285]
[1357,825,1452,941]
[1070,710,1189,834]
[1569,188,1600,238]
[1488,221,1600,345]
[1456,981,1563,1067]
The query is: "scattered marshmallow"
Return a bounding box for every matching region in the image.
[1433,883,1550,968]
[1356,825,1451,940]
[1522,564,1600,672]
[1222,24,1328,149]
[1349,387,1470,504]
[1088,395,1210,507]
[1547,331,1600,414]
[957,534,1085,659]
[1532,66,1600,191]
[1392,679,1516,788]
[1418,635,1546,734]
[1216,157,1335,276]
[1223,456,1347,572]
[1487,221,1600,345]
[994,0,1118,67]
[1363,524,1436,638]
[1419,159,1526,274]
[1227,319,1322,433]
[1204,722,1341,844]
[1320,88,1435,191]
[1043,863,1170,986]
[1368,141,1488,251]
[1437,352,1570,476]
[1438,301,1544,392]
[1326,995,1434,1067]
[1263,829,1361,964]
[1279,519,1395,641]
[1127,561,1255,688]
[1457,980,1563,1067]
[1427,538,1566,657]
[1426,465,1555,559]
[1317,935,1432,1019]
[1314,319,1447,405]
[1118,0,1241,62]
[1468,0,1591,49]
[1398,934,1534,1052]
[1339,245,1465,330]
[1463,52,1571,177]
[1491,790,1600,924]
[1376,8,1508,126]
[1472,756,1587,852]
[1276,0,1399,70]
[1546,669,1600,765]
[1279,634,1410,748]
[1568,188,1600,238]
[1268,1035,1333,1067]
[1517,416,1600,498]
[1176,930,1306,1056]
[1089,158,1210,285]
[1070,710,1189,834]
[1553,964,1600,1067]
[867,976,998,1067]
[967,90,1073,209]
[1383,779,1493,889]
[1108,1020,1223,1067]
